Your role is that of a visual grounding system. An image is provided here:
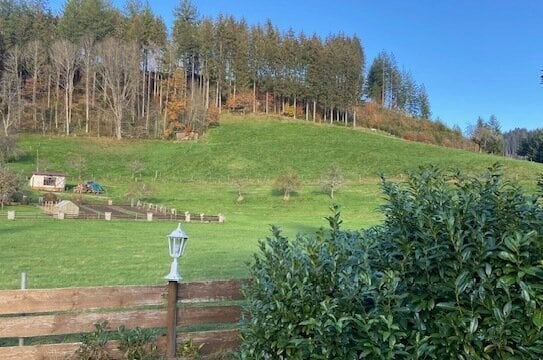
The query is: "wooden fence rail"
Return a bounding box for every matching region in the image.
[3,211,225,222]
[0,279,246,360]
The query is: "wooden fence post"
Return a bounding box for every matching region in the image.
[19,272,26,346]
[166,281,179,359]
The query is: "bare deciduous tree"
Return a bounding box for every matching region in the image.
[0,75,18,136]
[0,47,23,136]
[80,35,96,134]
[97,38,139,140]
[50,40,79,135]
[24,40,48,129]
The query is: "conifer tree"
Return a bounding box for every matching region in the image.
[173,0,199,102]
[197,18,215,109]
[518,129,543,163]
[262,20,279,113]
[249,24,266,112]
[304,34,324,121]
[417,84,431,119]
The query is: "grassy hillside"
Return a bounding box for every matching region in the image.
[1,116,542,289]
[14,116,542,185]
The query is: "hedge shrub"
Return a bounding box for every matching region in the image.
[240,165,543,359]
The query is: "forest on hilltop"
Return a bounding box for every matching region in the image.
[0,0,436,141]
[4,0,541,161]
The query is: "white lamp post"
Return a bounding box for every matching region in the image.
[165,223,188,358]
[165,223,188,282]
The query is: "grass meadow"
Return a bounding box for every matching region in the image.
[1,116,542,289]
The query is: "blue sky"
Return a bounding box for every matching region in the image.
[50,0,543,132]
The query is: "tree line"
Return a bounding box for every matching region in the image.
[0,0,432,140]
[467,115,543,164]
[366,51,430,119]
[504,127,543,163]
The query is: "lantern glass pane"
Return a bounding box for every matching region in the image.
[174,239,181,256]
[179,238,188,255]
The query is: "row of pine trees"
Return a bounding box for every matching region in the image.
[0,0,431,139]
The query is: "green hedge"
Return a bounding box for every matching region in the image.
[240,165,543,359]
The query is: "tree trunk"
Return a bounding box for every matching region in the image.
[13,46,22,129]
[253,79,257,113]
[163,73,170,135]
[154,71,160,137]
[64,85,70,135]
[85,64,90,133]
[159,74,164,114]
[47,68,51,109]
[233,83,237,108]
[206,78,210,109]
[92,72,96,107]
[46,69,51,133]
[54,72,60,130]
[32,62,38,129]
[215,80,220,109]
[146,66,152,134]
[115,111,123,140]
[191,54,195,104]
[141,66,146,128]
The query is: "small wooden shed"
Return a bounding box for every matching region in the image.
[54,200,79,217]
[29,172,66,192]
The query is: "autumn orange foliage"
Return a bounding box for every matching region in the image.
[226,91,255,113]
[356,101,472,150]
[163,69,187,138]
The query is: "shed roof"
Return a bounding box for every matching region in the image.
[32,172,66,177]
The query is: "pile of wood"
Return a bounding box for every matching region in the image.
[74,183,92,193]
[73,181,105,194]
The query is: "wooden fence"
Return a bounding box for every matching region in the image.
[0,279,245,359]
[4,210,225,223]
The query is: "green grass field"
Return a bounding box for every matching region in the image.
[1,116,542,289]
